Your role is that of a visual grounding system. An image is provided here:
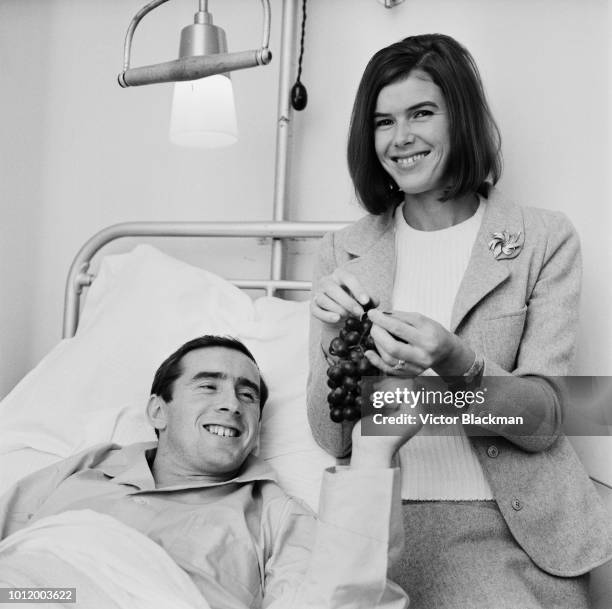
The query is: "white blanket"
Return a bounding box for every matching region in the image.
[0,509,211,609]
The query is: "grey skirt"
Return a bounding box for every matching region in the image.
[390,500,590,609]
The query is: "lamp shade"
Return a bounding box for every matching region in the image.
[169,74,238,148]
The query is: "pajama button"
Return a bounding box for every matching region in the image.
[487,445,499,458]
[511,498,523,511]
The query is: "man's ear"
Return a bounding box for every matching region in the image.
[146,395,169,433]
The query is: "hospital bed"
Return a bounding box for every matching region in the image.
[0,220,610,606]
[0,220,347,511]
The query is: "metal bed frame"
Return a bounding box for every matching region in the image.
[62,220,347,339]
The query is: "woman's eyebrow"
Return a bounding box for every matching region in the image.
[374,101,439,117]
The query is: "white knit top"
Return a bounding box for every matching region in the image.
[392,200,494,500]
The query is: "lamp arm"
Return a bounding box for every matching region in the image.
[120,50,270,87]
[260,0,271,50]
[119,0,272,87]
[122,0,172,72]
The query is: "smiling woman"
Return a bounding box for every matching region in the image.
[346,34,501,219]
[307,33,612,609]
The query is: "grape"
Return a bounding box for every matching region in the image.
[357,357,376,376]
[344,330,361,346]
[329,337,348,357]
[343,376,359,392]
[324,302,380,423]
[354,396,366,410]
[344,317,363,331]
[343,391,356,407]
[327,365,344,383]
[330,407,344,423]
[342,406,360,421]
[349,350,362,362]
[327,386,347,405]
[340,360,358,377]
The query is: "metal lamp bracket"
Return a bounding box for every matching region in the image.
[377,0,405,7]
[118,0,272,87]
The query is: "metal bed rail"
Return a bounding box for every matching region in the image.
[63,220,347,339]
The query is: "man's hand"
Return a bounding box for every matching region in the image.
[349,378,424,470]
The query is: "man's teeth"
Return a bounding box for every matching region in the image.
[395,152,428,167]
[204,425,238,438]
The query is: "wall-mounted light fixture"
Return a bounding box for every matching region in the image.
[119,0,272,148]
[377,0,405,7]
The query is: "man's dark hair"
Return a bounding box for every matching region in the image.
[347,33,502,214]
[151,335,269,420]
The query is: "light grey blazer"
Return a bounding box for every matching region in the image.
[307,187,612,576]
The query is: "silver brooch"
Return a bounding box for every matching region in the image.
[488,231,523,260]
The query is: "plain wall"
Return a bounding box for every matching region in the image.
[1,0,610,392]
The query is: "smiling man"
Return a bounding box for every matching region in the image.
[0,336,414,609]
[147,341,265,486]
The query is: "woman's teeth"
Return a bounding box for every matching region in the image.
[395,152,428,168]
[204,425,239,438]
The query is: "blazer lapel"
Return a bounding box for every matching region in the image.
[450,188,524,332]
[338,189,524,328]
[342,211,396,311]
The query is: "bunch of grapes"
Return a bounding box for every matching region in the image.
[326,305,380,423]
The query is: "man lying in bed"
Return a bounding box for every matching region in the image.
[0,336,414,609]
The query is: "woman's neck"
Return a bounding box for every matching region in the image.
[402,191,479,231]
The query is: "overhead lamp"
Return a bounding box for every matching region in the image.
[118,0,272,148]
[377,0,405,7]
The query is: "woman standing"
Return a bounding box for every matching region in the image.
[308,34,612,608]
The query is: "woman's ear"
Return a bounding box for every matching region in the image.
[146,395,168,433]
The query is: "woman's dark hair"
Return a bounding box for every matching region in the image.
[151,335,269,412]
[347,33,502,214]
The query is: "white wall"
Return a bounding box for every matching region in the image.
[1,0,610,397]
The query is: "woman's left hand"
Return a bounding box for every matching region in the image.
[365,309,475,377]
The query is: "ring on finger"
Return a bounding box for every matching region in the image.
[392,359,407,370]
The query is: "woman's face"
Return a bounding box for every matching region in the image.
[373,69,450,198]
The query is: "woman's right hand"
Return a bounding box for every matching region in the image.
[311,268,377,325]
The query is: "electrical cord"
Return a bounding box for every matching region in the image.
[290,0,308,111]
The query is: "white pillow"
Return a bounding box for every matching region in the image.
[0,245,334,509]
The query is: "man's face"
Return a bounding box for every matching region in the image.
[152,347,262,479]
